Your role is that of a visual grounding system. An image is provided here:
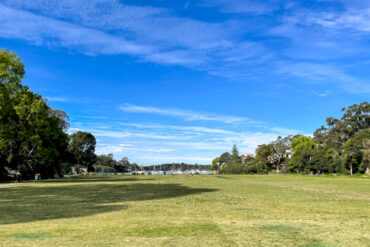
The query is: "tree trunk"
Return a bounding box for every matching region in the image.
[276,157,281,173]
[350,163,353,175]
[366,166,370,175]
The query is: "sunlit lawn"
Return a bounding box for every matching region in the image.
[0,174,369,246]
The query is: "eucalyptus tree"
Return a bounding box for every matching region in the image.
[343,129,370,175]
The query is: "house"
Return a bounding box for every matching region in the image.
[285,149,293,159]
[241,154,254,163]
[71,166,87,174]
[268,149,293,162]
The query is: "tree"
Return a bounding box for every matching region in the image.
[0,49,69,178]
[211,157,221,170]
[0,49,25,86]
[116,157,130,172]
[212,101,369,175]
[308,146,327,173]
[270,135,294,172]
[255,144,274,170]
[340,102,370,139]
[361,140,370,174]
[95,153,117,172]
[288,136,315,173]
[343,129,370,175]
[68,131,97,172]
[96,153,116,167]
[220,152,231,164]
[325,147,343,173]
[316,102,370,147]
[231,144,240,163]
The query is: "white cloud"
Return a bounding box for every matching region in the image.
[200,0,280,14]
[119,104,248,123]
[73,116,107,120]
[268,127,302,135]
[137,155,213,163]
[67,112,305,164]
[304,8,370,33]
[0,5,155,56]
[45,96,70,102]
[92,129,187,140]
[276,62,370,93]
[120,123,234,134]
[95,144,172,155]
[0,2,266,78]
[1,0,369,94]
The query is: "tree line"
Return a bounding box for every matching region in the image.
[94,154,211,173]
[212,102,370,175]
[0,49,98,179]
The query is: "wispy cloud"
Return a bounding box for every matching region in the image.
[0,1,265,73]
[0,4,154,56]
[120,123,234,134]
[2,0,368,164]
[267,127,302,135]
[45,96,70,102]
[1,0,369,95]
[200,0,280,14]
[95,144,172,155]
[300,8,370,33]
[73,116,107,120]
[276,62,370,93]
[92,129,190,140]
[119,104,248,123]
[68,113,304,164]
[312,90,330,97]
[138,155,212,163]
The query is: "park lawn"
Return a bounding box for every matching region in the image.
[0,175,369,247]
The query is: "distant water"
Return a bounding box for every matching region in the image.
[97,170,215,175]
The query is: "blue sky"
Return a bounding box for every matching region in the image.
[0,0,369,164]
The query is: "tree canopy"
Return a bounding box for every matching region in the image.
[68,131,97,172]
[0,49,70,178]
[212,101,370,175]
[0,49,98,179]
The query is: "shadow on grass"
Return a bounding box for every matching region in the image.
[50,175,155,183]
[0,176,217,225]
[216,176,233,179]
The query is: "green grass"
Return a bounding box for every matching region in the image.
[0,175,369,246]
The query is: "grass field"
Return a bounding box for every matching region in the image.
[0,174,369,247]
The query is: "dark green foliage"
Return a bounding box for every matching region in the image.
[213,102,369,175]
[92,156,212,173]
[255,144,274,170]
[343,129,370,174]
[68,131,97,172]
[0,49,69,179]
[94,153,117,172]
[231,144,240,162]
[0,49,99,178]
[143,163,211,172]
[220,152,231,164]
[211,157,221,170]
